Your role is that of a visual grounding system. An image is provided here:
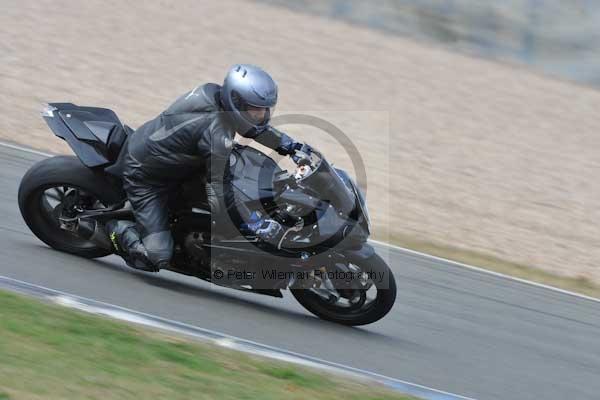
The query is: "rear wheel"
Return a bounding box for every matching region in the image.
[18,156,124,258]
[291,253,396,326]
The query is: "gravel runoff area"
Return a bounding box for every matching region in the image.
[2,0,600,282]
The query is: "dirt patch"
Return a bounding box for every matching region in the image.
[2,0,600,281]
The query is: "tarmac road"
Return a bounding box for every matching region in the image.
[1,143,599,400]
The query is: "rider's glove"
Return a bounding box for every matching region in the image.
[275,133,303,156]
[254,218,284,241]
[240,213,284,241]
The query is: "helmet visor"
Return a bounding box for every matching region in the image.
[231,90,275,127]
[243,104,274,126]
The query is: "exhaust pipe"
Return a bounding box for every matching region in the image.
[75,219,112,250]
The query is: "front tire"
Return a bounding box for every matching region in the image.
[291,253,397,326]
[18,155,124,258]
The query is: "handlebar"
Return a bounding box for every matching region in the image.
[291,143,314,166]
[289,143,323,182]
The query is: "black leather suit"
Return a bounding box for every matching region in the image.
[120,83,293,268]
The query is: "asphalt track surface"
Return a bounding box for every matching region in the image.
[1,144,599,400]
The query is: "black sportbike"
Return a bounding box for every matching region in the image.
[18,103,396,325]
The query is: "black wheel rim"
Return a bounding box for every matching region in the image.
[36,184,106,250]
[308,263,381,317]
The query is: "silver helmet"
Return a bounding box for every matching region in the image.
[221,64,278,138]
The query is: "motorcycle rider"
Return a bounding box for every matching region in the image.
[105,64,301,272]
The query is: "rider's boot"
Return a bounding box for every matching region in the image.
[105,220,159,272]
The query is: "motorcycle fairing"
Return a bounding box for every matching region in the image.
[42,103,127,167]
[229,145,282,206]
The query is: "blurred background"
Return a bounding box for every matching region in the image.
[2,0,599,283]
[263,0,600,86]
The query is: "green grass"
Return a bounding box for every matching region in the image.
[0,290,414,400]
[378,233,600,299]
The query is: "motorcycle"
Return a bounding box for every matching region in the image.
[18,103,396,326]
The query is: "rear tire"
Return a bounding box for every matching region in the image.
[18,155,124,258]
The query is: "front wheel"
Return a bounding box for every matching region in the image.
[291,253,397,326]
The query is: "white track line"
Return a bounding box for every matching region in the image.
[2,139,598,305]
[0,275,475,400]
[0,141,54,157]
[370,239,600,304]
